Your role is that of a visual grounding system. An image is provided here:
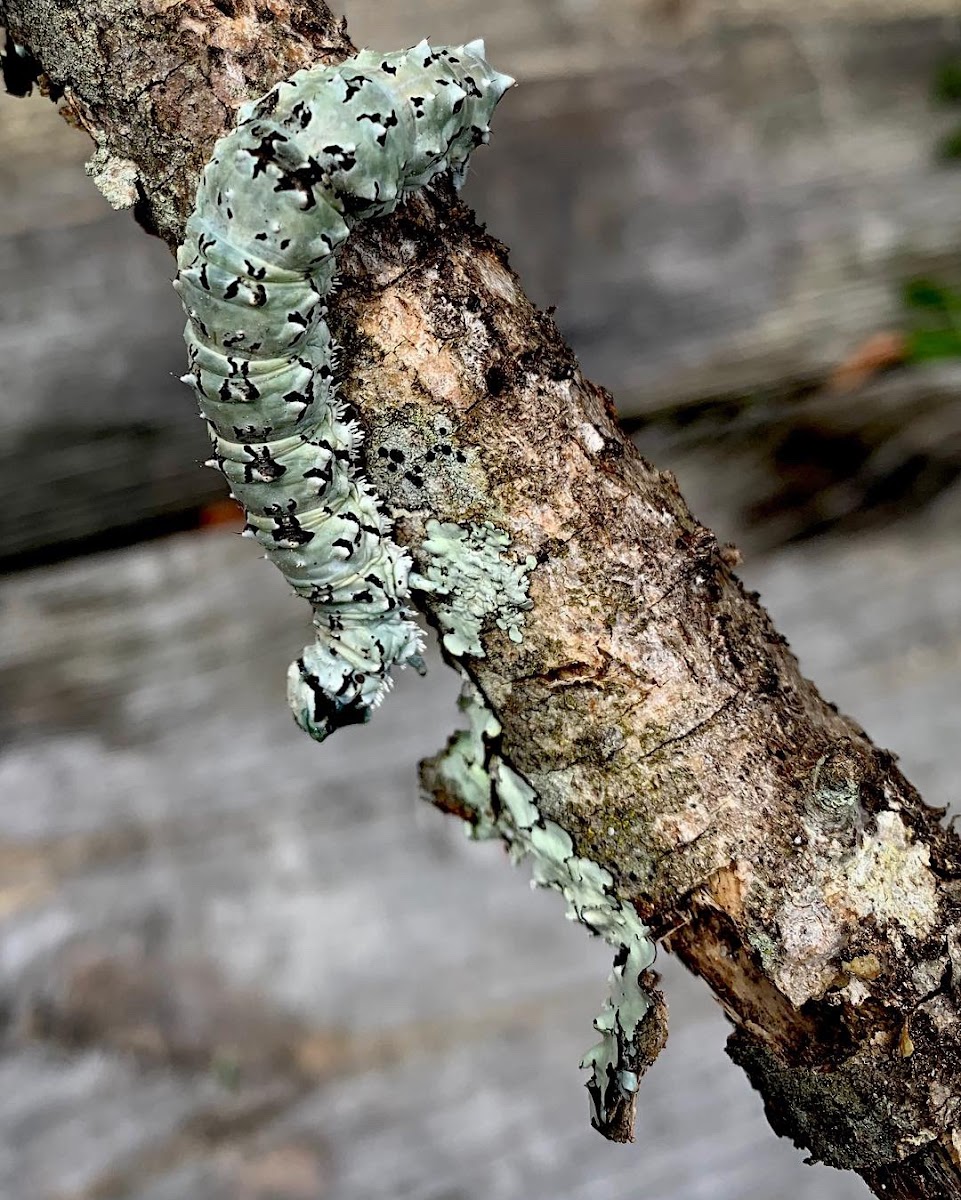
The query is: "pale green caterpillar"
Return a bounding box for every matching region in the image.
[174,41,513,740]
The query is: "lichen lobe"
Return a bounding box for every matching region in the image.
[421,680,667,1141]
[413,519,536,657]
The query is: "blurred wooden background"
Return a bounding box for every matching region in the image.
[3,2,961,1196]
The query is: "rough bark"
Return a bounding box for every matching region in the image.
[3,1,961,1194]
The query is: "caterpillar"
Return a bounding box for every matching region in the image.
[174,41,513,741]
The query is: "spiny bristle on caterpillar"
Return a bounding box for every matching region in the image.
[175,40,511,743]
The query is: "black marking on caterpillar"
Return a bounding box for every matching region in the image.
[174,40,513,741]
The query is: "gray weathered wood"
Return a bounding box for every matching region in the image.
[4,514,958,1196]
[4,9,961,558]
[634,362,961,552]
[0,98,217,563]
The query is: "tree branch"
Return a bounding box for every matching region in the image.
[4,0,961,1193]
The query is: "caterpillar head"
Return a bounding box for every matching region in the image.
[286,616,424,741]
[287,652,373,742]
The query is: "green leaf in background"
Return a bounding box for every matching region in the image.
[904,278,961,313]
[905,328,961,363]
[936,127,961,163]
[902,278,955,311]
[933,60,961,103]
[901,278,961,362]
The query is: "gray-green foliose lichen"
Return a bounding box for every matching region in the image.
[413,519,536,656]
[428,683,501,841]
[431,679,658,1135]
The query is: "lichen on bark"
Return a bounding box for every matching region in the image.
[7,1,961,1193]
[422,679,666,1142]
